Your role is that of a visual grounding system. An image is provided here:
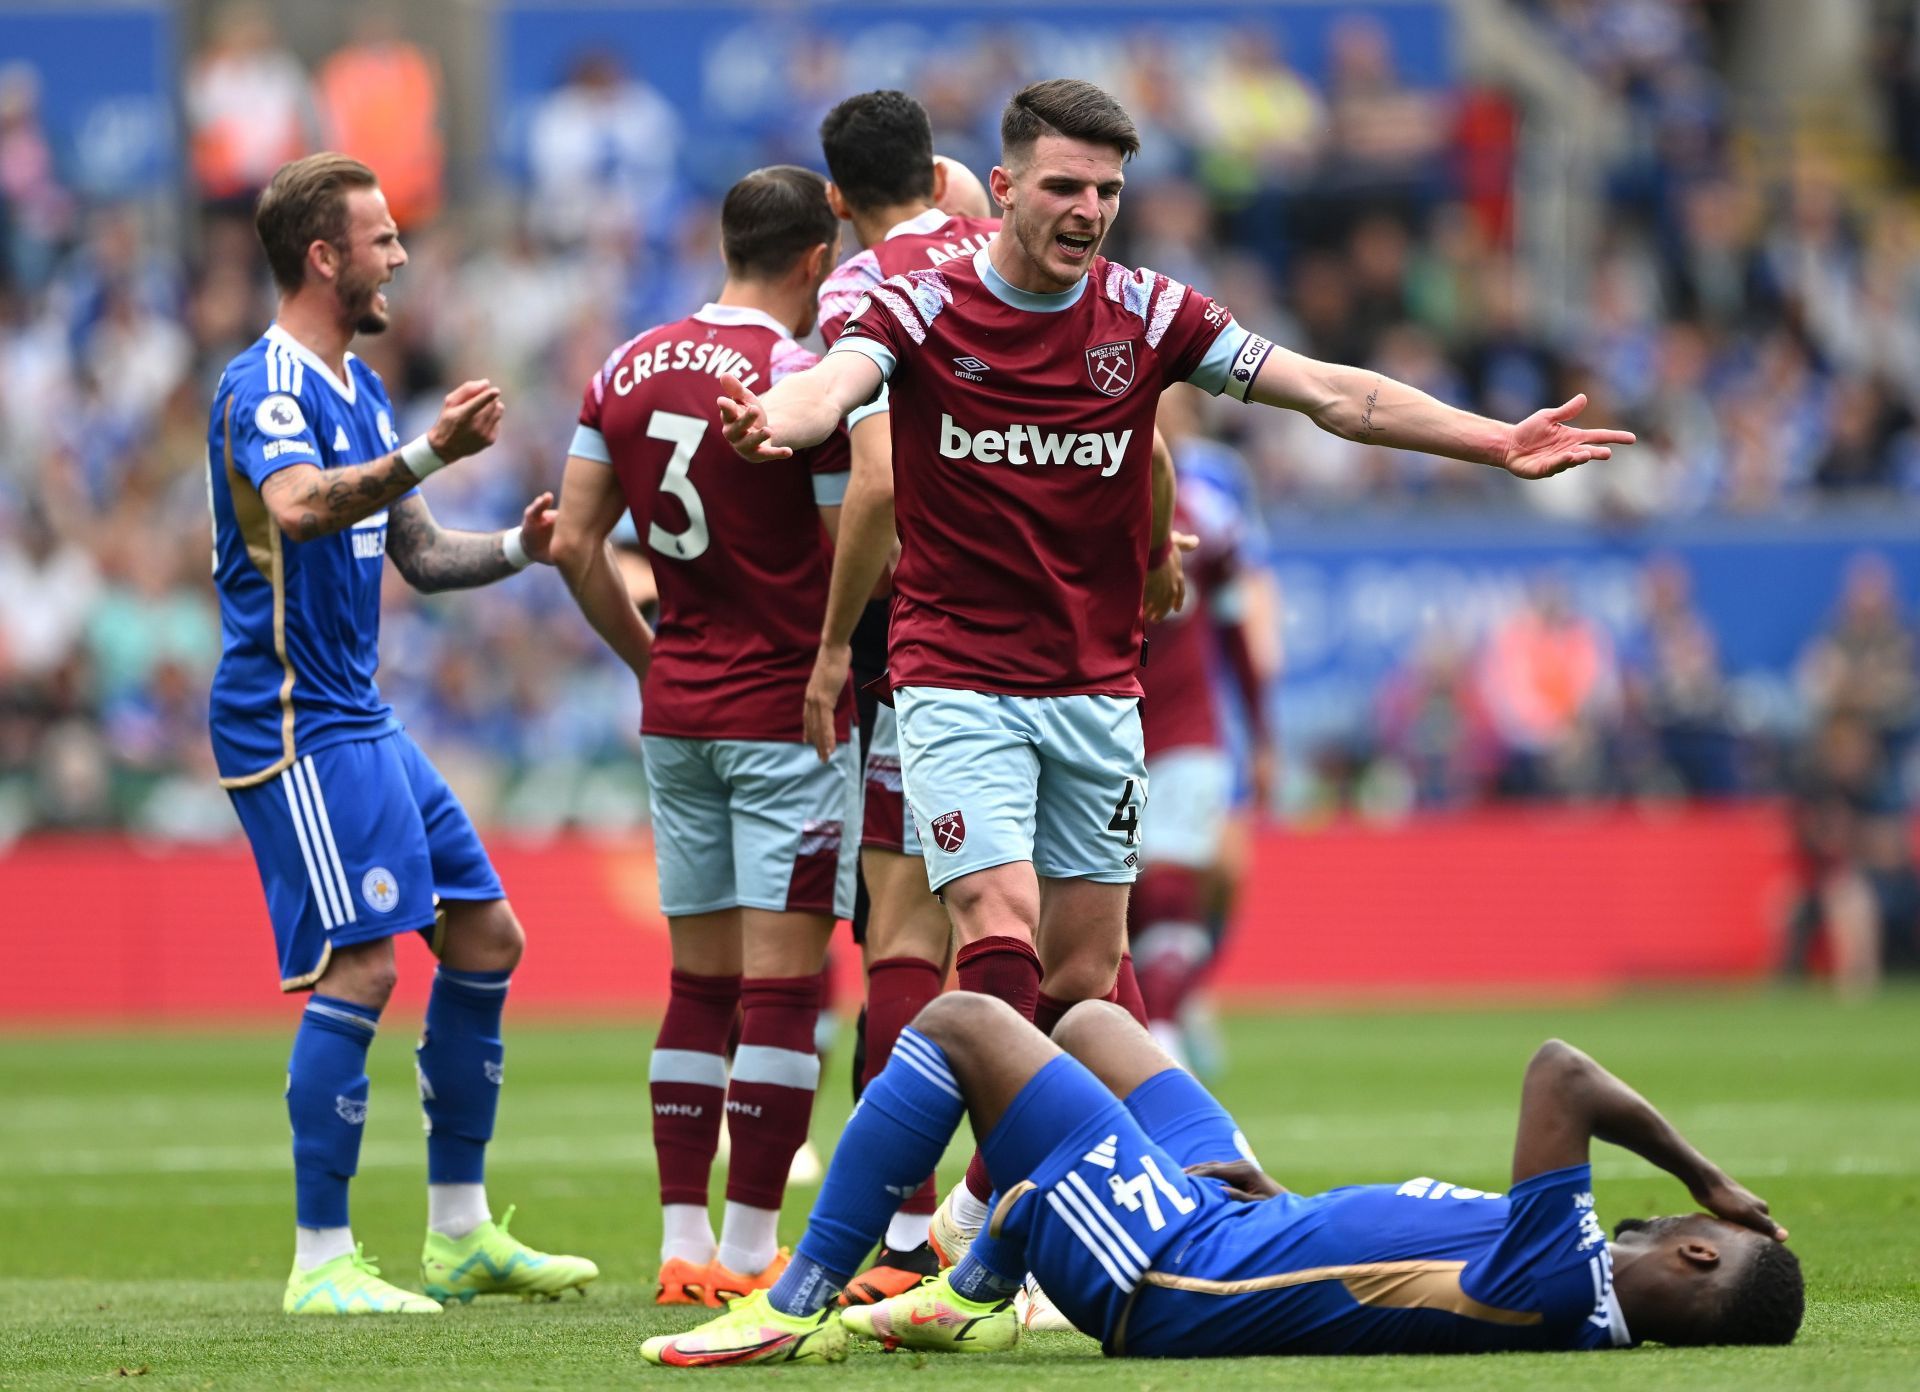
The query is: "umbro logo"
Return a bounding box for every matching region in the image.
[1082,1134,1119,1169]
[952,355,991,381]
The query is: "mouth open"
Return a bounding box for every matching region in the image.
[1056,232,1095,261]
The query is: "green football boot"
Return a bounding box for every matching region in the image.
[420,1205,599,1303]
[639,1289,848,1367]
[840,1272,1018,1353]
[284,1245,443,1315]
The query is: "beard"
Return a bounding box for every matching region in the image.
[1008,201,1103,288]
[339,274,389,335]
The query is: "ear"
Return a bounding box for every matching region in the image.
[989,164,1014,210]
[1678,1240,1721,1271]
[929,158,949,206]
[802,240,834,284]
[826,182,852,222]
[307,238,340,285]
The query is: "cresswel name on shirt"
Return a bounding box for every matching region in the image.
[939,412,1132,477]
[610,339,762,396]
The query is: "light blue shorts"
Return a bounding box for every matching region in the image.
[642,735,860,919]
[1141,747,1233,870]
[862,703,922,857]
[894,686,1146,893]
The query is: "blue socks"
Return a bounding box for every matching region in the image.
[416,967,511,1183]
[770,1027,967,1316]
[950,1240,1023,1301]
[287,994,381,1228]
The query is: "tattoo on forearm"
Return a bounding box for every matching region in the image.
[268,452,418,541]
[385,494,517,592]
[1360,381,1383,437]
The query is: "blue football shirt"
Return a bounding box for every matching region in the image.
[1120,1163,1630,1356]
[206,326,412,785]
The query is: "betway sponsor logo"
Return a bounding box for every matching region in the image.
[938,413,1131,478]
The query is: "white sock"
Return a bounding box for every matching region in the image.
[885,1209,932,1252]
[715,1202,781,1276]
[295,1225,355,1271]
[1148,1020,1191,1070]
[949,1183,989,1232]
[427,1182,490,1240]
[661,1203,716,1265]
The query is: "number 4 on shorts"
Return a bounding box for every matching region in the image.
[1108,777,1141,846]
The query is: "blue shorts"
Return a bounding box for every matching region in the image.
[227,732,503,991]
[981,1057,1242,1351]
[894,687,1146,892]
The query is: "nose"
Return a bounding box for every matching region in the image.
[393,239,409,269]
[1070,186,1100,224]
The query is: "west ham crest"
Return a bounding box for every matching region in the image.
[1086,340,1136,397]
[930,809,967,854]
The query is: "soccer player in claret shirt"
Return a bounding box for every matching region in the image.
[807,90,1009,1305]
[807,90,1182,1286]
[641,995,1802,1365]
[718,77,1633,1266]
[207,154,596,1314]
[548,166,860,1309]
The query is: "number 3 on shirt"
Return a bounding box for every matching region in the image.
[645,410,711,562]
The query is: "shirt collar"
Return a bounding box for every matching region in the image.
[265,323,358,403]
[884,208,950,240]
[973,245,1086,313]
[692,303,794,341]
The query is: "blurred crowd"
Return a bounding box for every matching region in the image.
[2,0,1920,945]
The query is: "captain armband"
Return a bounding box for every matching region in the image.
[1222,334,1276,402]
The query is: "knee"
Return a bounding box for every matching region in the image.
[1038,941,1123,1003]
[443,902,525,973]
[1050,998,1132,1060]
[911,991,1020,1056]
[323,944,398,1009]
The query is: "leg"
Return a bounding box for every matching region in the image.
[1035,876,1129,1006]
[393,732,596,1302]
[230,740,444,1314]
[642,738,743,1292]
[710,737,858,1287]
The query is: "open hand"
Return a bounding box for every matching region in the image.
[717,374,793,461]
[1501,394,1635,480]
[518,491,557,564]
[1185,1158,1287,1202]
[428,379,504,461]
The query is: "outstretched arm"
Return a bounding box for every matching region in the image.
[260,380,503,540]
[717,352,885,461]
[548,455,655,678]
[1246,347,1633,480]
[1513,1040,1785,1238]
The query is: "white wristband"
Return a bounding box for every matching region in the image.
[400,433,448,480]
[501,524,531,572]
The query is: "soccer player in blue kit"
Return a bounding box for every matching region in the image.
[207,154,597,1313]
[643,994,1802,1364]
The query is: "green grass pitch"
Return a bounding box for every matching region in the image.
[2,990,1916,1389]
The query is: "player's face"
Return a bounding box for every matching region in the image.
[996,135,1124,291]
[332,186,407,335]
[1610,1214,1760,1330]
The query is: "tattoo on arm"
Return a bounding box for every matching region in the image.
[1359,381,1383,437]
[385,492,517,593]
[263,452,421,542]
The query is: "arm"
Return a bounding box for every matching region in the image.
[802,410,896,761]
[386,490,549,593]
[717,352,885,461]
[1247,348,1633,479]
[1513,1040,1785,1238]
[1142,428,1196,623]
[548,455,655,678]
[259,380,503,540]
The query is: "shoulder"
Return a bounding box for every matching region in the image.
[869,266,961,345]
[770,336,822,385]
[821,249,883,301]
[1091,259,1197,350]
[584,322,670,405]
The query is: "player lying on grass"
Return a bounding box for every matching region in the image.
[641,995,1802,1364]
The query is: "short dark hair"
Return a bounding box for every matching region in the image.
[720,165,838,279]
[1700,1241,1805,1346]
[819,90,936,212]
[255,153,380,293]
[1000,79,1140,165]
